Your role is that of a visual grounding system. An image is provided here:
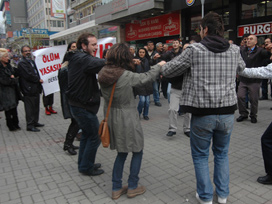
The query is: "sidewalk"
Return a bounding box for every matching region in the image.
[0,93,272,204]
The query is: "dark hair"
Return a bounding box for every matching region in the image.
[102,49,108,59]
[106,43,135,71]
[136,47,149,60]
[147,41,154,45]
[200,12,224,37]
[242,34,250,39]
[76,33,95,49]
[21,45,31,53]
[67,41,76,51]
[172,39,180,42]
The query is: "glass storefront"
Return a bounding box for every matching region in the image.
[241,1,271,19]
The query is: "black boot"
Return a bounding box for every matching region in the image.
[63,144,77,155]
[63,133,77,155]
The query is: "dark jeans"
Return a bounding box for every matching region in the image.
[70,105,100,173]
[5,107,19,130]
[112,150,143,191]
[24,94,40,129]
[43,93,54,107]
[261,122,272,176]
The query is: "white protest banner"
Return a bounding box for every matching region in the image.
[33,45,67,96]
[95,37,116,58]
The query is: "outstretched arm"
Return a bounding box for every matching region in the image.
[239,63,272,79]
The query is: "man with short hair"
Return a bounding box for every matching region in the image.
[163,44,168,53]
[161,39,191,138]
[147,41,161,106]
[67,33,105,176]
[18,45,44,132]
[237,35,271,123]
[160,12,245,204]
[129,45,136,57]
[260,38,272,100]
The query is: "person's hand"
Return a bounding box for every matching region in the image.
[158,61,166,66]
[133,59,141,65]
[40,79,44,83]
[10,75,14,78]
[153,53,160,60]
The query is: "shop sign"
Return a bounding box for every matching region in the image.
[186,0,195,6]
[51,0,65,19]
[112,0,128,14]
[238,22,272,37]
[126,12,180,41]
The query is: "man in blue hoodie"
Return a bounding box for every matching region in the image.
[160,12,245,204]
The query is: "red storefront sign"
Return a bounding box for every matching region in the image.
[126,12,180,41]
[238,22,272,37]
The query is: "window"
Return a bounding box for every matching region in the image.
[241,1,271,19]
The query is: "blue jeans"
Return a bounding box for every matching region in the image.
[190,114,234,202]
[112,150,143,191]
[137,95,150,117]
[152,80,160,103]
[70,105,101,173]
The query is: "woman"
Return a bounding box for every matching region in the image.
[98,43,161,200]
[58,41,79,155]
[0,48,20,131]
[134,48,153,120]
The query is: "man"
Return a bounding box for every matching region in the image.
[160,12,245,204]
[66,33,105,176]
[163,44,169,53]
[161,40,191,138]
[260,38,272,100]
[237,35,271,123]
[10,54,20,68]
[129,45,136,57]
[147,41,161,106]
[18,45,44,132]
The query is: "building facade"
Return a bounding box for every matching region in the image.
[50,0,117,45]
[0,0,28,42]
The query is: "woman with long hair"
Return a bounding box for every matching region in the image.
[58,41,79,155]
[134,48,152,120]
[98,43,161,200]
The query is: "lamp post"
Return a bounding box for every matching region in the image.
[201,0,205,18]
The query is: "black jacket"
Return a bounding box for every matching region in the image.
[0,63,19,111]
[240,46,271,83]
[18,57,42,96]
[66,51,105,114]
[134,57,153,96]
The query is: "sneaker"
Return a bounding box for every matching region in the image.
[184,132,190,137]
[127,186,146,198]
[196,192,213,204]
[218,196,227,204]
[112,186,128,200]
[166,131,176,137]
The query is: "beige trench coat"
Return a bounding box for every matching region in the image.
[100,65,161,152]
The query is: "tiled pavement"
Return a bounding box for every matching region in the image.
[1,93,272,204]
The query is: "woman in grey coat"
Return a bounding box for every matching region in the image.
[98,43,161,200]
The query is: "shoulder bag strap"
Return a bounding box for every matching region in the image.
[105,82,116,122]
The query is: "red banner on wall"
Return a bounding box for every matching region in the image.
[238,22,272,37]
[126,12,180,41]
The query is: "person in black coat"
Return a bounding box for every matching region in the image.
[134,48,153,120]
[18,45,44,132]
[58,41,79,155]
[0,48,21,131]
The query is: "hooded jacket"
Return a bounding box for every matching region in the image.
[162,35,246,115]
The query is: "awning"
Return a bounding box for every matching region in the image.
[50,20,106,41]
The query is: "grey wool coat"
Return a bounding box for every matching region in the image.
[98,64,161,152]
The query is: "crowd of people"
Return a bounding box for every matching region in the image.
[1,11,272,204]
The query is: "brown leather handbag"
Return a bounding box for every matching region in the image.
[98,83,116,148]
